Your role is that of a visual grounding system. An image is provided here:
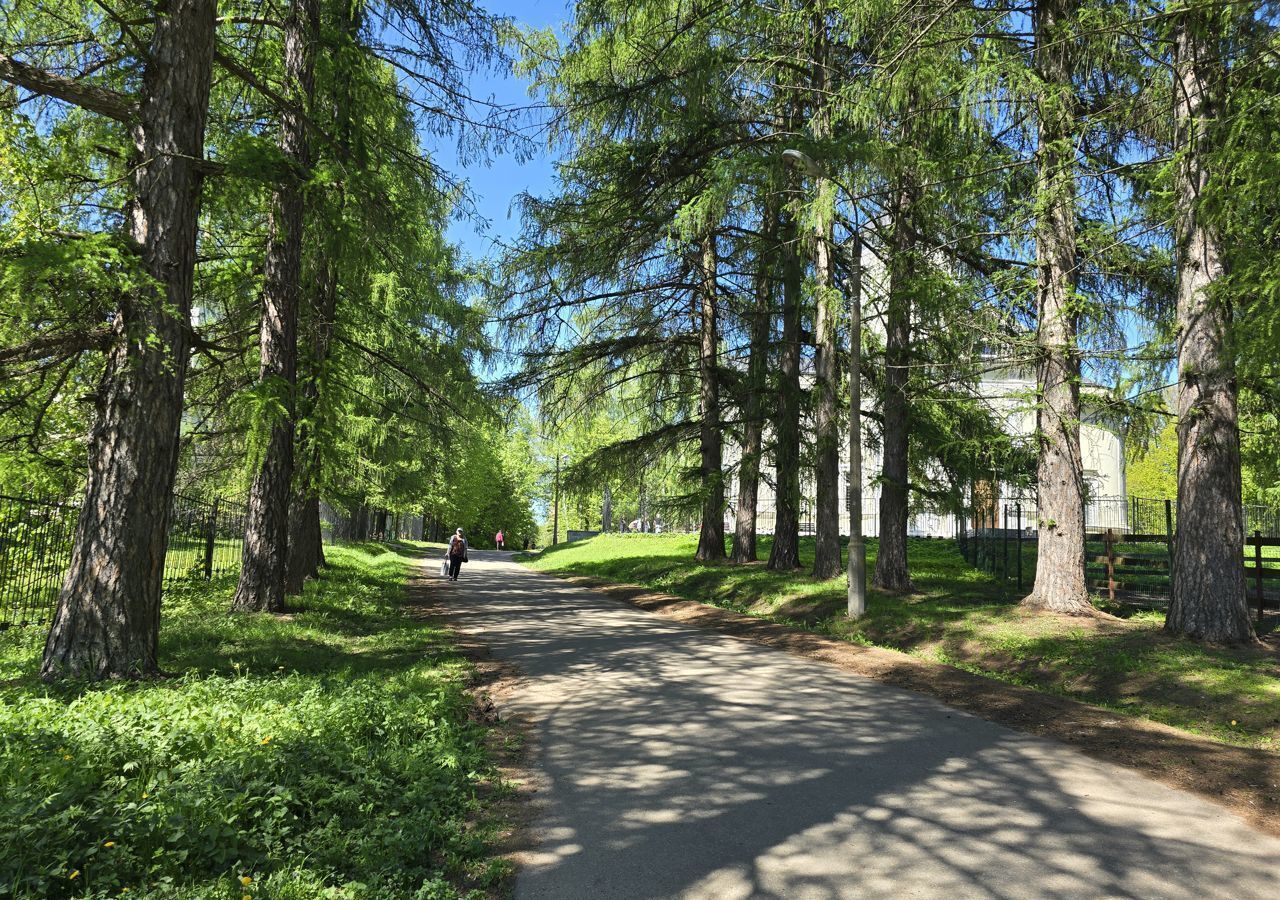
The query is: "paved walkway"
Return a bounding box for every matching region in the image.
[441,552,1280,900]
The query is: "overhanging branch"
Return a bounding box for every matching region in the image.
[0,53,137,123]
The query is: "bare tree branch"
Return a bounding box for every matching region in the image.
[0,52,137,123]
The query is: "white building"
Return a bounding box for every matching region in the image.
[724,365,1127,539]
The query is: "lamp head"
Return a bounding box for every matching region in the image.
[781,148,825,178]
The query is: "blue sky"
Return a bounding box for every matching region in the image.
[425,1,572,264]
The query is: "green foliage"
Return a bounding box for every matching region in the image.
[1126,419,1178,500]
[0,544,504,898]
[427,409,539,548]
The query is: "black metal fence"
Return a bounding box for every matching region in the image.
[0,492,247,628]
[959,494,1280,617]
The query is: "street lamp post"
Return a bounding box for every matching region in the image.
[843,234,866,617]
[782,148,867,617]
[552,453,561,546]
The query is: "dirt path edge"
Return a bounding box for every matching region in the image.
[534,568,1280,837]
[404,560,543,900]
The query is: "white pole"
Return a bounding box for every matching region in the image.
[781,147,866,616]
[846,233,866,617]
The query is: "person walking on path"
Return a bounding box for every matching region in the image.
[446,528,468,581]
[495,529,505,550]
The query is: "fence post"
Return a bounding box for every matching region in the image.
[1002,505,1009,583]
[1104,528,1117,603]
[1256,530,1265,623]
[988,504,996,574]
[203,498,220,580]
[1016,504,1023,591]
[1164,498,1175,591]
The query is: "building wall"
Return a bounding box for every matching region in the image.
[723,369,1127,538]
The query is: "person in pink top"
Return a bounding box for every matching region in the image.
[495,529,504,550]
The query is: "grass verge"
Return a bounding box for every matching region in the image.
[0,542,506,900]
[523,533,1280,751]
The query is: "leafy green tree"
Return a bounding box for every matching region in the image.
[1127,420,1177,500]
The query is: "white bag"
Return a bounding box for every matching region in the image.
[439,558,449,578]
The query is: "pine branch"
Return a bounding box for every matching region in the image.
[0,327,113,367]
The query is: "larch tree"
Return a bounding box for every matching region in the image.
[731,191,779,563]
[695,231,727,561]
[1164,0,1253,643]
[809,5,843,580]
[1021,0,1093,615]
[0,0,220,679]
[234,0,319,613]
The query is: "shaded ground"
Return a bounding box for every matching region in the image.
[524,533,1280,751]
[440,552,1280,898]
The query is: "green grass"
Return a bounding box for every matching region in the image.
[523,533,1280,751]
[0,542,506,900]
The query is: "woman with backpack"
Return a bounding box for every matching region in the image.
[445,528,468,581]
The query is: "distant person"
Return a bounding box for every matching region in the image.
[445,528,468,581]
[495,528,505,550]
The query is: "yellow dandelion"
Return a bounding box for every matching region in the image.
[260,736,272,746]
[63,754,73,761]
[1231,720,1238,726]
[239,875,253,886]
[69,870,80,880]
[104,841,115,848]
[141,793,148,799]
[243,895,253,900]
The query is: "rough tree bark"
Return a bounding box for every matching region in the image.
[1022,0,1093,615]
[1166,6,1254,643]
[32,0,218,679]
[695,234,726,561]
[235,0,317,612]
[732,199,778,563]
[286,0,357,594]
[810,10,842,581]
[768,197,804,571]
[285,247,337,594]
[873,175,916,593]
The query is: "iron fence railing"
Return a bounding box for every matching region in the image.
[0,492,247,628]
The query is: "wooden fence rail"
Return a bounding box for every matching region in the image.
[1086,529,1280,622]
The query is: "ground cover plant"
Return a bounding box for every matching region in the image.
[523,534,1280,750]
[0,543,505,899]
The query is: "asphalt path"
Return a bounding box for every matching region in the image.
[440,551,1280,900]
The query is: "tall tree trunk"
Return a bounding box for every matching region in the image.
[1166,6,1253,643]
[38,0,217,680]
[810,16,841,580]
[768,199,804,571]
[1022,0,1092,615]
[696,234,726,561]
[235,0,316,613]
[286,0,354,594]
[874,175,916,593]
[286,237,337,594]
[602,483,613,532]
[732,199,777,563]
